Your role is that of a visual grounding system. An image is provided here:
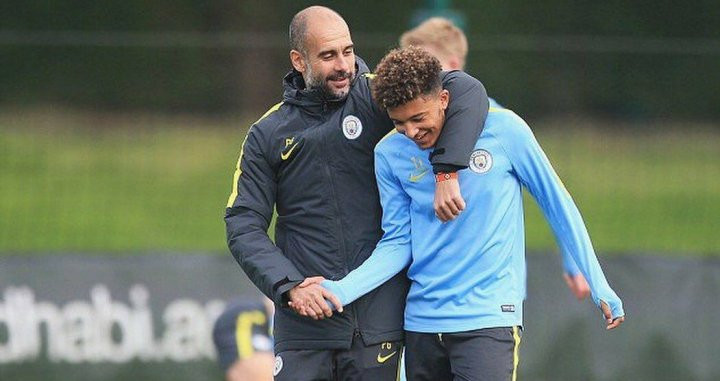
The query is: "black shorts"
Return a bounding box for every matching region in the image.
[404,326,522,381]
[273,334,403,381]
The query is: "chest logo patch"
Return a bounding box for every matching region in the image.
[469,149,493,174]
[281,137,298,161]
[342,115,363,140]
[409,156,429,183]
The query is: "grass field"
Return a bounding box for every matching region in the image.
[1,110,718,255]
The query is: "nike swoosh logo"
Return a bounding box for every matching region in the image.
[280,143,298,160]
[409,169,429,182]
[377,351,397,364]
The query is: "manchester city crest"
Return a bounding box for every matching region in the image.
[469,149,493,174]
[342,115,363,140]
[273,355,284,376]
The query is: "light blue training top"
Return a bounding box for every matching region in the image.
[323,107,624,333]
[488,97,502,109]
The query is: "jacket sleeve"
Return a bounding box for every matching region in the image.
[224,125,304,305]
[430,71,490,173]
[497,111,624,319]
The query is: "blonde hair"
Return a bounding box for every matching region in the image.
[399,17,468,68]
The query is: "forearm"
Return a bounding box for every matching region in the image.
[506,117,624,317]
[324,149,415,308]
[561,248,581,276]
[431,71,489,172]
[535,186,624,317]
[323,243,411,307]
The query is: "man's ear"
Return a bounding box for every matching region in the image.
[439,89,450,110]
[290,50,306,73]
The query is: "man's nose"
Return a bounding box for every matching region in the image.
[404,124,419,139]
[335,55,350,72]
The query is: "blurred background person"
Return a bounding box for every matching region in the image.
[212,298,274,381]
[400,17,468,72]
[400,17,502,108]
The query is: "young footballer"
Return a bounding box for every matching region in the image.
[400,15,592,302]
[301,47,625,380]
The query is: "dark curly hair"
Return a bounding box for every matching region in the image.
[372,46,442,110]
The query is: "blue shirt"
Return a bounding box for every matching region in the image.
[488,97,502,109]
[324,107,624,333]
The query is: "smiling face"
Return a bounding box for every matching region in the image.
[290,11,356,100]
[388,89,449,149]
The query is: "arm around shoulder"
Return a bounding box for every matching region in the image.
[431,71,489,172]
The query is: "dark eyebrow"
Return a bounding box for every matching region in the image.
[317,44,354,58]
[391,111,426,124]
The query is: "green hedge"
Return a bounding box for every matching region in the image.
[1,1,719,118]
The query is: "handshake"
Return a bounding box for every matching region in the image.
[287,276,344,320]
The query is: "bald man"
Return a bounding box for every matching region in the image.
[225,6,490,381]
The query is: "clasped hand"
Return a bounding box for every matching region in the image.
[287,276,342,320]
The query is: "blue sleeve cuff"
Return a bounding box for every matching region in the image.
[609,300,625,319]
[594,296,625,319]
[321,280,348,310]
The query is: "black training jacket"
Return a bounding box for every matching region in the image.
[225,57,489,352]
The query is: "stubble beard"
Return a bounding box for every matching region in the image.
[305,63,355,101]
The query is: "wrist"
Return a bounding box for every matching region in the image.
[435,172,458,182]
[322,280,347,307]
[276,279,302,306]
[431,163,463,174]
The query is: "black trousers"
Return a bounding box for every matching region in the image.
[273,335,403,381]
[404,327,522,381]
